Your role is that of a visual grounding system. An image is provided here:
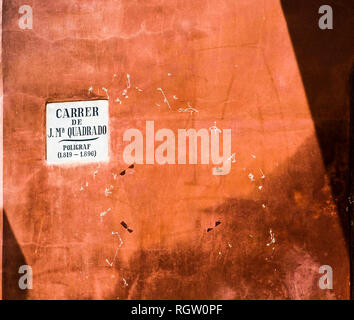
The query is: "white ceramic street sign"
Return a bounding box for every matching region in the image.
[46,100,109,164]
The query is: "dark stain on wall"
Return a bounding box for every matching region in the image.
[2,211,28,299]
[349,64,354,299]
[280,0,354,297]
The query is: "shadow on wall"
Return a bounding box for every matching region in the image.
[2,210,28,299]
[349,63,354,298]
[116,135,345,299]
[280,0,354,251]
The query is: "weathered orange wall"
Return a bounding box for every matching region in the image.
[0,0,3,300]
[2,0,352,299]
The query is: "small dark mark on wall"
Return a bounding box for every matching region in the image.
[207,220,221,232]
[120,164,135,176]
[121,221,133,233]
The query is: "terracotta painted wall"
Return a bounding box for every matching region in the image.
[2,0,353,299]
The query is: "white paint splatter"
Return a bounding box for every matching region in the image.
[126,74,131,89]
[105,185,114,197]
[100,208,111,220]
[93,164,100,178]
[178,105,199,115]
[266,229,276,246]
[157,88,171,109]
[102,87,109,99]
[106,231,124,267]
[105,259,113,267]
